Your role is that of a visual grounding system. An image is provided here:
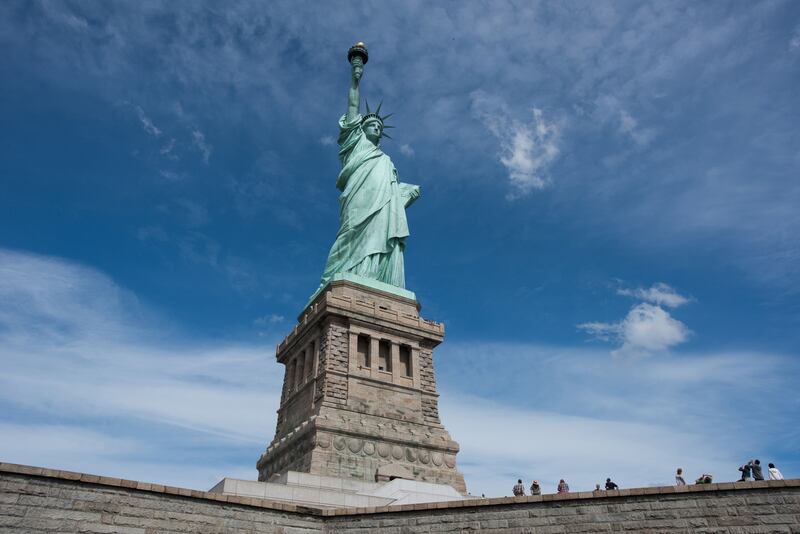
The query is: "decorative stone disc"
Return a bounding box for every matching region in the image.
[333,436,346,451]
[363,442,375,455]
[377,443,390,458]
[391,445,404,460]
[317,435,331,449]
[405,448,417,462]
[432,452,443,466]
[418,450,430,464]
[445,455,456,468]
[347,439,363,453]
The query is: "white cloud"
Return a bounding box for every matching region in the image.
[617,282,691,308]
[596,95,656,147]
[192,128,212,164]
[0,248,281,488]
[791,24,800,50]
[136,225,168,242]
[319,135,335,146]
[175,198,209,227]
[136,106,162,137]
[158,169,181,181]
[579,304,690,359]
[436,341,800,496]
[160,138,178,159]
[580,283,691,358]
[399,143,415,157]
[1,249,797,496]
[254,314,284,326]
[442,395,736,496]
[470,90,561,199]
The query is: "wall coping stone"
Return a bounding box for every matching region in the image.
[1,460,797,519]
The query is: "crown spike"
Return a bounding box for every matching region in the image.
[365,98,371,115]
[381,132,393,140]
[380,113,394,122]
[376,100,383,115]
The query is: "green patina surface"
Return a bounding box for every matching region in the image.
[314,43,420,302]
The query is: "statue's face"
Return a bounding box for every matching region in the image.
[363,120,382,144]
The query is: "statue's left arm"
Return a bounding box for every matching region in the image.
[399,181,421,208]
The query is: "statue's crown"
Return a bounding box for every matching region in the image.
[362,99,394,139]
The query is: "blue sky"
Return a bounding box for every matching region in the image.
[1,1,799,497]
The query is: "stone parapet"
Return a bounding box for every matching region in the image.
[2,461,800,533]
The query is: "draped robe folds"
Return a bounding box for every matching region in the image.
[320,113,419,289]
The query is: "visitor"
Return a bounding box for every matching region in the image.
[768,463,784,480]
[750,459,764,481]
[605,478,618,490]
[675,468,686,486]
[513,479,526,496]
[557,479,570,494]
[738,462,752,481]
[696,473,713,484]
[530,480,541,496]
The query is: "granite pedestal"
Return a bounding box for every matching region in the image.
[256,278,466,494]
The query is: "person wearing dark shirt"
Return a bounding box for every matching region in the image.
[750,459,764,481]
[738,462,752,481]
[512,479,526,496]
[605,478,618,490]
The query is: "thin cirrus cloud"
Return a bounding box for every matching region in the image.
[0,248,279,487]
[578,283,691,359]
[436,340,799,496]
[1,249,798,495]
[3,2,798,288]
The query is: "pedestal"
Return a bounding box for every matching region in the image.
[256,279,466,493]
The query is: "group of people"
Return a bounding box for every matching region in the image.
[673,460,784,486]
[513,461,786,496]
[736,459,783,482]
[512,477,617,496]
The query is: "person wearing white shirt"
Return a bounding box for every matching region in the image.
[768,463,784,480]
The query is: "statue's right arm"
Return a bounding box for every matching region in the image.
[346,59,362,123]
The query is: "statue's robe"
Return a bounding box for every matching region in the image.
[320,113,418,288]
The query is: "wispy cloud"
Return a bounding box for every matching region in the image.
[191,128,212,164]
[136,225,168,242]
[790,24,800,50]
[0,248,280,488]
[399,143,415,157]
[160,138,178,159]
[596,95,656,147]
[470,90,561,199]
[254,314,284,326]
[136,106,162,137]
[437,341,799,496]
[319,135,335,146]
[617,282,691,308]
[175,198,210,228]
[1,250,797,495]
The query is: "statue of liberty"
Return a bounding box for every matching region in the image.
[317,43,420,292]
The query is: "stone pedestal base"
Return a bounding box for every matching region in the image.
[256,279,466,494]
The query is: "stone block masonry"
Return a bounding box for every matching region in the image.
[0,463,324,533]
[2,462,800,533]
[257,280,466,492]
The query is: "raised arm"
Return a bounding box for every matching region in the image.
[346,57,363,123]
